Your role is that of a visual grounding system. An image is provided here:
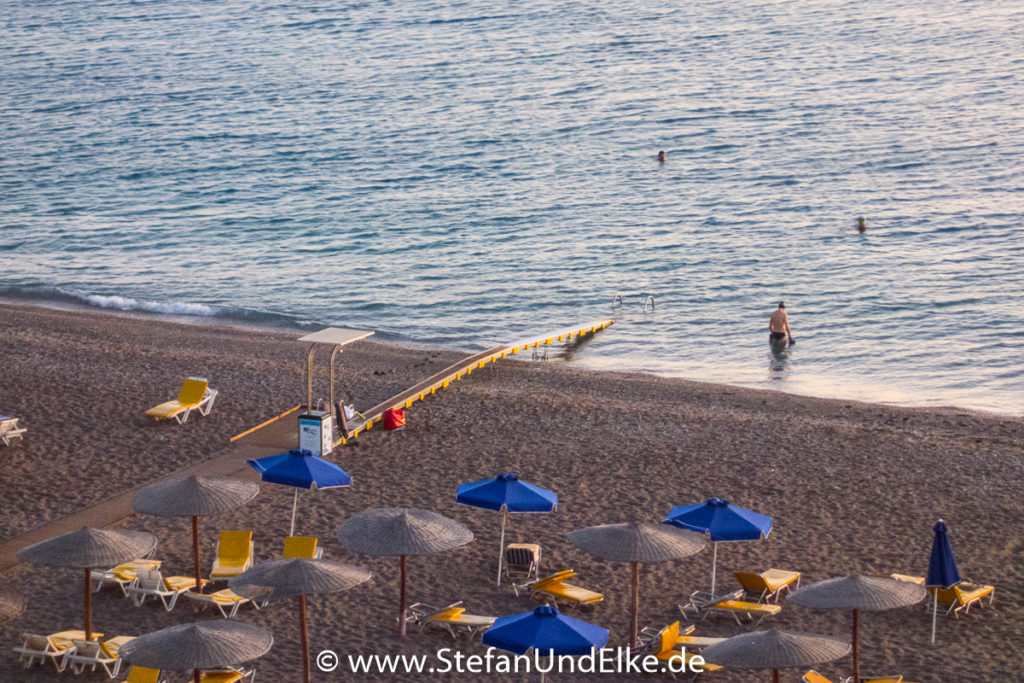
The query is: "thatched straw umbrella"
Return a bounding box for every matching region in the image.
[0,590,25,624]
[336,508,473,635]
[231,558,371,683]
[120,621,272,683]
[18,527,157,641]
[567,522,706,647]
[702,629,851,683]
[133,475,259,594]
[787,574,925,682]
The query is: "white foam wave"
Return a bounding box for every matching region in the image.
[80,293,217,316]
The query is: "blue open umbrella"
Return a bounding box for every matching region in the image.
[456,473,557,586]
[248,449,352,536]
[664,497,773,596]
[926,519,961,644]
[483,605,608,682]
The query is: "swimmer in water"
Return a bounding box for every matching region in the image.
[857,216,867,232]
[769,301,794,344]
[657,150,666,163]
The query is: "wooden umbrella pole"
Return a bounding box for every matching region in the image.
[399,555,408,636]
[772,668,780,683]
[84,568,93,641]
[300,594,311,683]
[852,608,860,683]
[193,516,203,594]
[630,562,640,648]
[194,669,201,683]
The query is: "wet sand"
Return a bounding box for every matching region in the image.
[1,302,1021,682]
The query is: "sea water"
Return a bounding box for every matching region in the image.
[1,0,1022,415]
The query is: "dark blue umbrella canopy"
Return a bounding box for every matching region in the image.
[663,497,772,541]
[248,449,352,489]
[482,605,608,656]
[456,473,557,512]
[926,519,960,588]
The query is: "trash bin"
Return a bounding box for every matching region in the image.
[298,411,334,456]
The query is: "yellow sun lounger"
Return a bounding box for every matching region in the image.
[145,377,218,424]
[407,601,497,639]
[651,621,723,678]
[282,536,322,559]
[127,569,209,611]
[931,582,995,617]
[734,569,801,603]
[681,590,781,626]
[125,665,167,683]
[65,635,134,677]
[13,631,87,671]
[0,415,27,446]
[210,531,254,580]
[199,666,255,683]
[513,570,604,608]
[804,670,915,683]
[91,558,163,596]
[184,588,256,619]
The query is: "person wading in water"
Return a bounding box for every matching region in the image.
[769,301,794,345]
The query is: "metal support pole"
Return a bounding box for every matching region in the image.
[496,509,507,587]
[306,344,317,409]
[329,345,341,417]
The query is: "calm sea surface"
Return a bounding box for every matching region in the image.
[2,0,1022,415]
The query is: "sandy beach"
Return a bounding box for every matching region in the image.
[1,302,1021,682]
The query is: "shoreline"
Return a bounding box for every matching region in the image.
[1,302,1021,682]
[2,298,1017,421]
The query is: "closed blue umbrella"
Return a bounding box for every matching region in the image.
[664,497,773,596]
[456,473,557,586]
[248,449,352,536]
[926,519,961,644]
[483,605,608,682]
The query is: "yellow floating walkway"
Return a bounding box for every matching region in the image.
[336,319,614,444]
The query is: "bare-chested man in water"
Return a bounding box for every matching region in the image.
[769,301,794,344]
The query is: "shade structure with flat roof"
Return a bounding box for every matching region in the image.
[702,629,851,683]
[248,449,351,536]
[567,522,706,647]
[664,497,773,597]
[133,475,259,594]
[787,574,925,682]
[336,507,473,635]
[120,620,273,683]
[18,527,157,641]
[926,519,961,644]
[456,472,557,586]
[230,558,371,683]
[298,327,374,411]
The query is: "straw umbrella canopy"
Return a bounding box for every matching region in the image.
[120,620,273,683]
[0,590,25,624]
[133,475,259,594]
[336,507,473,635]
[17,527,157,641]
[787,574,925,682]
[230,558,372,683]
[566,521,707,648]
[702,629,851,683]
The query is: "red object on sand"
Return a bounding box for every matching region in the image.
[383,407,405,431]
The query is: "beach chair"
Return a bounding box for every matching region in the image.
[282,536,322,559]
[804,672,914,683]
[184,588,256,619]
[64,635,134,677]
[210,531,254,580]
[0,415,26,446]
[650,621,724,678]
[680,589,781,626]
[199,666,256,683]
[13,631,81,671]
[734,569,801,603]
[145,377,218,424]
[503,543,541,583]
[125,666,168,683]
[640,621,725,651]
[127,569,209,611]
[930,582,995,617]
[91,558,163,596]
[406,601,497,639]
[513,570,604,608]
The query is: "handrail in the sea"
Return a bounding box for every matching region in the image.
[336,319,615,445]
[643,295,655,313]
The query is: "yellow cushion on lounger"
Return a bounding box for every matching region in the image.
[714,599,782,614]
[99,635,134,659]
[803,671,835,683]
[164,576,201,591]
[126,666,162,683]
[146,379,208,418]
[432,606,467,620]
[282,536,318,559]
[199,671,242,683]
[206,589,245,603]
